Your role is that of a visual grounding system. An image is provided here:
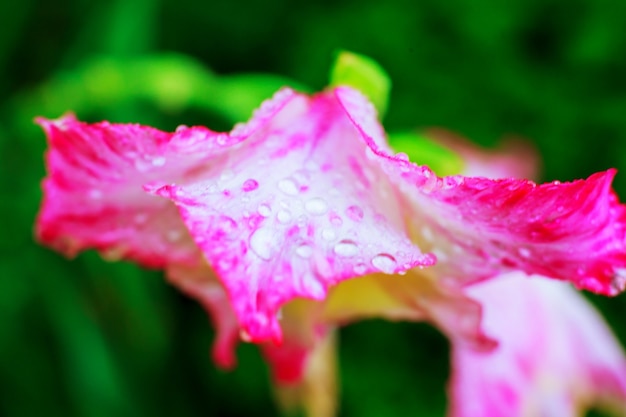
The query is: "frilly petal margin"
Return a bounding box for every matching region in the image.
[334,87,626,296]
[35,88,298,268]
[149,88,435,342]
[448,272,626,417]
[36,114,201,268]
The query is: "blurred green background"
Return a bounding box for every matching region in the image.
[1,0,626,416]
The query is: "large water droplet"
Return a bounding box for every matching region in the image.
[257,204,272,217]
[242,179,259,192]
[278,178,299,195]
[371,253,397,273]
[175,124,188,133]
[346,205,364,221]
[295,244,313,258]
[277,210,292,224]
[305,198,328,215]
[334,240,359,257]
[151,156,166,167]
[249,228,274,260]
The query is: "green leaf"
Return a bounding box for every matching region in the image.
[388,132,465,177]
[329,50,391,118]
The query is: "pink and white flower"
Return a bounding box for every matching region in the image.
[36,86,626,416]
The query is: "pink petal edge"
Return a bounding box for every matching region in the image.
[448,272,626,417]
[334,87,626,296]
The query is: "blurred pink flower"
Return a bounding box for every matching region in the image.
[36,87,626,416]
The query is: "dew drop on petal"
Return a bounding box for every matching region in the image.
[346,205,364,221]
[305,198,328,215]
[333,240,359,257]
[278,178,299,195]
[277,209,292,224]
[216,135,228,146]
[257,204,271,217]
[371,253,397,273]
[175,124,188,133]
[167,230,182,242]
[330,213,343,227]
[321,228,336,241]
[89,189,103,200]
[219,216,238,235]
[239,329,252,342]
[518,247,531,258]
[395,152,410,161]
[242,179,259,192]
[151,156,166,167]
[295,244,313,258]
[249,228,274,260]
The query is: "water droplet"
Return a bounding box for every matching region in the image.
[295,244,313,258]
[249,228,274,260]
[330,214,343,227]
[242,179,259,192]
[305,198,328,215]
[321,228,336,241]
[257,204,271,217]
[219,216,238,235]
[292,170,310,188]
[277,209,292,224]
[334,240,359,257]
[216,134,228,146]
[239,329,252,342]
[371,253,397,273]
[278,178,299,195]
[88,189,103,200]
[151,156,166,167]
[167,230,182,242]
[134,160,151,172]
[175,124,188,133]
[518,247,531,258]
[346,205,364,221]
[395,152,410,161]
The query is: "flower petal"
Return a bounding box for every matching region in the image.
[271,328,338,417]
[335,87,626,296]
[151,88,434,341]
[448,272,626,417]
[323,271,496,351]
[166,263,240,369]
[36,114,201,267]
[35,89,298,268]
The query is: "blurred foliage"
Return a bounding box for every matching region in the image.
[1,0,626,416]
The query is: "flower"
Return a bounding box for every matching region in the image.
[36,86,626,416]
